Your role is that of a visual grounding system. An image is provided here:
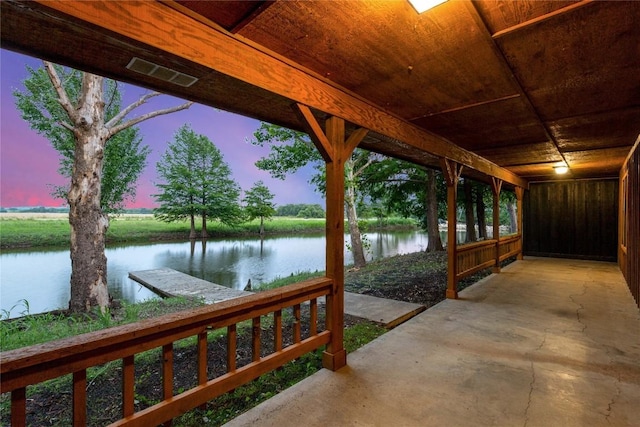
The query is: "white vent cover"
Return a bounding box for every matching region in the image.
[126,57,198,87]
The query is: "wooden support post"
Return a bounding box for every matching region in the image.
[515,186,525,260]
[441,158,463,299]
[492,178,503,273]
[322,116,347,371]
[294,105,367,371]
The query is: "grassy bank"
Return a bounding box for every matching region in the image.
[0,214,416,249]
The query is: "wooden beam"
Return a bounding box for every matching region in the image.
[441,158,464,187]
[492,0,595,40]
[466,0,565,184]
[345,127,369,157]
[293,103,334,162]
[30,0,527,188]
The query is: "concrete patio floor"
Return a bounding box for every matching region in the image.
[225,257,640,427]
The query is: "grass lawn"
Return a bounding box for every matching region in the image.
[0,213,415,249]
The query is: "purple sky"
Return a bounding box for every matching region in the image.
[0,49,323,209]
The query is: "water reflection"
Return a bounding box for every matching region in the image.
[1,230,428,317]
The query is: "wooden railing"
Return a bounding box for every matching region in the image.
[456,234,522,280]
[498,234,522,262]
[456,239,497,280]
[1,277,333,426]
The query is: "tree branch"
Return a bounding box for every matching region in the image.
[106,101,193,137]
[59,121,74,132]
[43,61,77,122]
[354,158,377,178]
[104,91,161,128]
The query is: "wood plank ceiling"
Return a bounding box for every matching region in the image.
[1,0,639,185]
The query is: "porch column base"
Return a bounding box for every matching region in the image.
[446,289,458,299]
[492,266,501,273]
[322,349,347,371]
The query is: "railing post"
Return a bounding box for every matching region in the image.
[441,158,463,299]
[162,343,174,427]
[123,355,135,417]
[12,387,26,427]
[492,178,503,273]
[515,186,525,260]
[197,332,208,410]
[73,370,87,427]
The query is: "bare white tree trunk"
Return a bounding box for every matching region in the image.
[507,201,517,233]
[345,160,366,268]
[67,73,110,312]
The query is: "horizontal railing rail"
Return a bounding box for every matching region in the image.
[1,277,333,426]
[498,234,521,262]
[456,234,522,280]
[456,239,497,279]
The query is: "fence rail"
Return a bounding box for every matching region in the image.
[499,234,522,261]
[456,234,522,280]
[1,277,333,426]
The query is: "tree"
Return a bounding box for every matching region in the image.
[362,159,446,252]
[243,181,276,235]
[296,204,325,218]
[14,62,192,313]
[475,183,488,240]
[155,124,242,238]
[251,122,373,268]
[462,179,477,243]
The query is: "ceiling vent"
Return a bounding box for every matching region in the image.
[126,57,198,87]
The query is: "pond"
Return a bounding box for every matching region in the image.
[0,230,431,318]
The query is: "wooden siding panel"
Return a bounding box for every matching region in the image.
[619,139,640,308]
[524,180,618,261]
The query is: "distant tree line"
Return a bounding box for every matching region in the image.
[275,204,325,218]
[0,206,69,213]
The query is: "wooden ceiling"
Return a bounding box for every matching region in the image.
[2,0,639,186]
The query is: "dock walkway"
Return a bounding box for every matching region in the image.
[129,268,424,328]
[129,268,253,304]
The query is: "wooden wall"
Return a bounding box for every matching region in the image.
[523,180,619,261]
[619,139,639,309]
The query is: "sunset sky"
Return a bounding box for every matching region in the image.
[0,49,323,209]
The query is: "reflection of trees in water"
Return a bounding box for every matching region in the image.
[109,273,158,305]
[157,240,276,288]
[2,232,431,316]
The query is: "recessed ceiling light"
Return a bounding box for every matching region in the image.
[554,165,569,175]
[408,0,447,13]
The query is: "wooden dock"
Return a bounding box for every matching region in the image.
[130,268,425,328]
[129,268,253,304]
